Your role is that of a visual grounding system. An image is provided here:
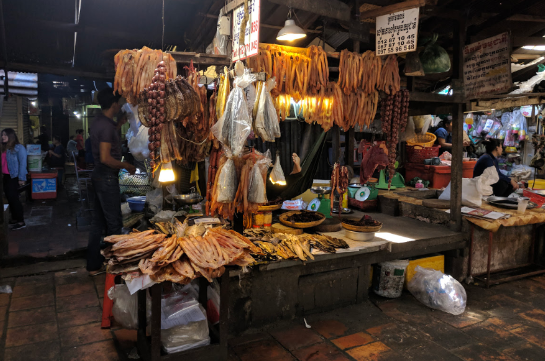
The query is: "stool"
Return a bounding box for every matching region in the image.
[101,273,116,328]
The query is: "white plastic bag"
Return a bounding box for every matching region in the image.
[401,116,416,142]
[146,187,163,214]
[108,284,151,329]
[408,266,466,315]
[248,151,272,204]
[162,318,210,353]
[123,103,141,136]
[439,166,499,207]
[211,63,255,156]
[128,125,150,161]
[216,157,238,203]
[270,153,286,185]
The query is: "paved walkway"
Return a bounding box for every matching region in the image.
[2,268,545,360]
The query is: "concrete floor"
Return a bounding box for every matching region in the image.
[6,176,89,258]
[2,267,545,361]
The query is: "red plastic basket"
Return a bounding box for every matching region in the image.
[406,145,440,164]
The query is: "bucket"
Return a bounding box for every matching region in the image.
[372,260,409,298]
[28,155,42,172]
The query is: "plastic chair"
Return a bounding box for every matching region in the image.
[72,151,93,210]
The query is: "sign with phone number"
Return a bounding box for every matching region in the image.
[376,8,419,56]
[232,0,260,62]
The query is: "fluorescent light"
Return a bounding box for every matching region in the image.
[522,45,545,51]
[159,162,175,183]
[375,232,415,243]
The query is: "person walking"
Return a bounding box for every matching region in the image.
[87,88,135,275]
[1,128,27,230]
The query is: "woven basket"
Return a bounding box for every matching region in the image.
[279,211,325,229]
[406,133,437,148]
[342,219,383,232]
[406,145,441,164]
[258,204,282,212]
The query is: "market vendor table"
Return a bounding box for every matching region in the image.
[136,271,230,361]
[466,203,545,288]
[226,212,465,334]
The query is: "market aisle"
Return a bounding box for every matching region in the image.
[7,176,89,258]
[2,269,545,360]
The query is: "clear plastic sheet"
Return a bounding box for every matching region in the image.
[211,64,255,156]
[248,151,272,204]
[162,317,210,353]
[254,77,281,142]
[215,157,238,203]
[408,266,467,315]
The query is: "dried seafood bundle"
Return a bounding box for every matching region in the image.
[378,54,401,95]
[114,47,176,105]
[102,230,166,267]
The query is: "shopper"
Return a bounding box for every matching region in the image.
[35,125,50,151]
[2,128,27,230]
[434,117,453,151]
[49,135,66,168]
[85,129,94,168]
[473,139,519,197]
[75,129,84,152]
[67,136,78,154]
[87,88,135,275]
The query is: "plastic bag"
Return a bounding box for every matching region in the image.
[486,119,502,139]
[248,151,272,204]
[245,82,257,121]
[128,125,150,161]
[123,103,141,136]
[439,166,499,207]
[0,285,12,293]
[372,260,409,298]
[146,187,163,214]
[511,165,534,180]
[401,116,416,142]
[408,266,466,315]
[211,63,255,156]
[162,318,210,353]
[270,153,286,185]
[216,157,238,203]
[108,284,151,329]
[419,34,451,74]
[254,77,281,142]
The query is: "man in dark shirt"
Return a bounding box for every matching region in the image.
[35,125,50,151]
[87,88,136,275]
[48,135,66,167]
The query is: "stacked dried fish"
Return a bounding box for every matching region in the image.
[102,227,258,284]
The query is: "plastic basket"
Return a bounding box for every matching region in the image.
[119,171,152,196]
[406,145,440,164]
[406,132,437,148]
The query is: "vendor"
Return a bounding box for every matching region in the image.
[473,139,519,197]
[434,116,470,153]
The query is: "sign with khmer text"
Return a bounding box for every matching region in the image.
[232,0,260,62]
[463,32,512,99]
[376,8,419,56]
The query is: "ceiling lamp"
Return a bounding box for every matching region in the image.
[159,161,175,183]
[276,8,306,42]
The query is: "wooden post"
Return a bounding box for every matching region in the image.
[450,103,463,231]
[450,17,466,232]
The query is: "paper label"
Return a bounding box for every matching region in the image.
[231,0,260,62]
[376,8,419,56]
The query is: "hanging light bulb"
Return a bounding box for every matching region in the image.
[159,161,175,183]
[276,8,306,42]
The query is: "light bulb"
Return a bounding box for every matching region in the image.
[159,162,175,182]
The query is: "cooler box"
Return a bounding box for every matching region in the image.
[26,144,41,155]
[405,161,476,188]
[30,170,58,200]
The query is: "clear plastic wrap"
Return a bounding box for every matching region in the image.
[215,157,238,203]
[162,317,210,353]
[248,151,272,204]
[254,77,281,142]
[408,266,467,315]
[486,119,502,139]
[211,63,255,156]
[270,153,286,185]
[108,284,151,329]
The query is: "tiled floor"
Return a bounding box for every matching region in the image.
[7,176,89,258]
[2,270,545,360]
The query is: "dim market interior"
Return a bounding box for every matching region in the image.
[2,0,545,360]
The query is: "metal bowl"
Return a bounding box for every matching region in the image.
[170,193,203,206]
[344,229,375,241]
[348,183,362,189]
[311,186,332,195]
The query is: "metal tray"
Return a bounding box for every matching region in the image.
[486,196,537,210]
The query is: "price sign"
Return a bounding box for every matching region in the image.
[376,8,419,56]
[231,0,260,62]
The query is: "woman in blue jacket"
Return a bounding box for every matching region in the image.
[2,128,27,230]
[473,139,519,197]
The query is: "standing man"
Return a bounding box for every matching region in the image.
[87,88,135,275]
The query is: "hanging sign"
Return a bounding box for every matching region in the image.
[231,0,260,62]
[376,8,419,56]
[463,32,512,100]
